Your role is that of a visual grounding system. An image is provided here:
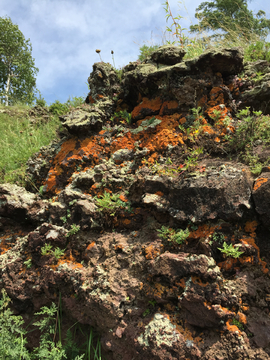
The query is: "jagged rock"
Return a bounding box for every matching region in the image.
[150,252,221,281]
[0,183,48,223]
[121,46,244,111]
[86,62,121,102]
[112,148,134,163]
[59,108,105,135]
[129,163,252,224]
[252,172,270,228]
[150,45,186,65]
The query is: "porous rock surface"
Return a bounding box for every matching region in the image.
[1,46,270,359]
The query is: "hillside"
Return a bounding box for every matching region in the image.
[1,45,270,359]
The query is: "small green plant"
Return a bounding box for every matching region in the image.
[142,308,150,317]
[253,71,264,82]
[65,224,81,238]
[218,242,244,259]
[231,318,245,330]
[41,243,65,259]
[209,109,222,123]
[157,225,190,245]
[182,147,203,171]
[212,232,225,243]
[95,191,131,216]
[24,258,32,269]
[41,243,53,256]
[111,110,132,124]
[52,248,66,260]
[60,216,67,224]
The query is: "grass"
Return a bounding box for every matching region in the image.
[0,288,105,360]
[0,95,86,187]
[0,104,61,186]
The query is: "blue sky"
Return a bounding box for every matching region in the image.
[1,0,269,105]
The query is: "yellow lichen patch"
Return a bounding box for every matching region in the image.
[253,177,268,191]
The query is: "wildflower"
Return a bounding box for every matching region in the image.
[95,49,103,62]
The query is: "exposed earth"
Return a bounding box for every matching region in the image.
[1,45,270,359]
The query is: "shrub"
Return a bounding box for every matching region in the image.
[138,44,159,62]
[49,100,70,116]
[244,41,270,62]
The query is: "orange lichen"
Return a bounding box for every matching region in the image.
[0,230,26,255]
[155,191,164,196]
[237,311,247,324]
[119,194,128,202]
[240,234,269,274]
[244,220,257,235]
[175,279,186,288]
[208,87,225,107]
[191,276,209,287]
[218,257,238,271]
[226,319,241,333]
[179,117,186,124]
[131,96,162,119]
[160,100,179,115]
[144,282,167,300]
[197,95,208,108]
[189,224,220,239]
[201,125,215,135]
[145,243,163,260]
[86,241,96,251]
[253,177,268,191]
[45,136,104,193]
